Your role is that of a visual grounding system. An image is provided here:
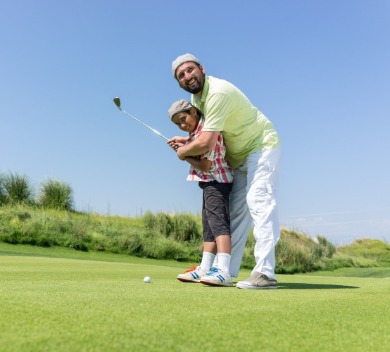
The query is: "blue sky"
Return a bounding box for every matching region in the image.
[1,0,389,245]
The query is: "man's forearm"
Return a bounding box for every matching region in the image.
[177,131,219,159]
[179,139,209,157]
[185,156,211,172]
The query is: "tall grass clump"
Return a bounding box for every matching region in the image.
[316,235,336,258]
[143,211,202,242]
[0,205,90,248]
[0,206,202,262]
[38,179,74,211]
[240,228,338,274]
[335,238,390,267]
[0,172,33,205]
[0,174,6,204]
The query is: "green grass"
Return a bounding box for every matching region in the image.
[0,242,182,267]
[337,239,390,266]
[308,266,390,278]
[2,204,389,274]
[1,245,389,352]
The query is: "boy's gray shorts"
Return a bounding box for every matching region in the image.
[198,181,233,242]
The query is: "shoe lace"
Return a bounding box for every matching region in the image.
[206,267,219,276]
[183,264,197,273]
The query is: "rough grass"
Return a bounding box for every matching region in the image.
[0,205,202,262]
[0,247,389,352]
[337,238,390,266]
[1,205,389,275]
[309,266,390,278]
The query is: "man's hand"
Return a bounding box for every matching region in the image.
[176,145,187,160]
[167,136,188,152]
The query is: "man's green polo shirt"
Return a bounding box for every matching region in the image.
[192,75,280,169]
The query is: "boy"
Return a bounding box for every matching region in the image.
[168,99,234,287]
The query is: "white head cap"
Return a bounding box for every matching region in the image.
[171,53,201,78]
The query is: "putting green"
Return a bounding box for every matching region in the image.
[0,255,389,352]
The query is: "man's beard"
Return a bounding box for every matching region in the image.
[186,85,202,94]
[183,76,204,94]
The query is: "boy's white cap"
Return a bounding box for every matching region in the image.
[168,99,193,120]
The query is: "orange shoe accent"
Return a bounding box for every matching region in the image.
[183,264,197,273]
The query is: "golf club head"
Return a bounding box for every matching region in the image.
[113,97,121,110]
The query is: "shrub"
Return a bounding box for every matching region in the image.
[0,174,6,205]
[240,228,338,274]
[142,212,201,242]
[115,233,144,255]
[64,235,90,251]
[143,211,172,236]
[143,211,157,230]
[155,213,174,237]
[0,172,34,205]
[317,235,336,258]
[38,179,74,211]
[337,239,390,265]
[172,214,201,242]
[1,201,386,274]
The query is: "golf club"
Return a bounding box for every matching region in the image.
[113,97,168,141]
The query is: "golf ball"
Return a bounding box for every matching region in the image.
[144,276,151,283]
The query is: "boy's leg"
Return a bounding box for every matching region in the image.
[200,182,231,246]
[200,186,217,271]
[199,183,234,286]
[200,242,216,272]
[177,243,214,283]
[215,234,231,254]
[177,187,215,283]
[215,235,231,273]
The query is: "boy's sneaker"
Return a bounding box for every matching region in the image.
[236,272,278,289]
[200,267,233,287]
[177,265,206,283]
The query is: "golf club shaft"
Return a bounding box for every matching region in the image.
[113,97,169,141]
[120,109,168,141]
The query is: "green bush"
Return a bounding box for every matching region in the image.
[337,239,390,265]
[1,202,388,274]
[113,233,144,255]
[38,179,74,211]
[172,214,201,242]
[317,235,336,258]
[240,229,339,274]
[143,211,157,230]
[142,212,201,242]
[0,172,34,205]
[155,213,174,237]
[0,174,6,205]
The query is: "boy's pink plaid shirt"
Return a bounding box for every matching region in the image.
[186,118,233,183]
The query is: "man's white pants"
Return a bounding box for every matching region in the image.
[229,146,281,279]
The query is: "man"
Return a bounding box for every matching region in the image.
[169,53,281,289]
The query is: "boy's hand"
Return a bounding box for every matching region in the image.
[167,136,188,152]
[167,141,184,151]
